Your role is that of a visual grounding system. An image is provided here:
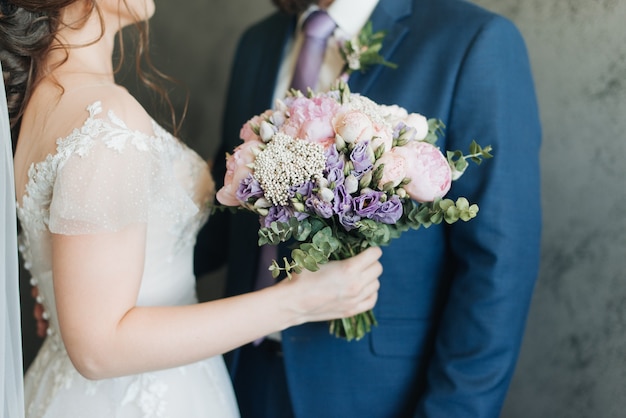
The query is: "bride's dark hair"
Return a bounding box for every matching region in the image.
[0,0,181,143]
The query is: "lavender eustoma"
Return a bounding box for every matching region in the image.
[305,195,334,219]
[236,174,264,202]
[371,195,403,224]
[352,191,384,218]
[264,206,309,227]
[350,141,374,178]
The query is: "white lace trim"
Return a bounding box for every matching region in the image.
[17,101,210,251]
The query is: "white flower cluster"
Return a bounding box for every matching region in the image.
[253,133,326,206]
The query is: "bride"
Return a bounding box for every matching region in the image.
[0,0,382,416]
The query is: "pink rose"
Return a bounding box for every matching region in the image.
[375,150,407,189]
[281,96,340,149]
[334,110,374,144]
[216,139,263,206]
[393,141,452,202]
[239,110,273,142]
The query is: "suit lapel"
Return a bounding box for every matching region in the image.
[254,14,296,110]
[348,0,412,95]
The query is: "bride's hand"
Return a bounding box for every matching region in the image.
[31,286,49,338]
[278,246,383,324]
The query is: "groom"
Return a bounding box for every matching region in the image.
[195,0,542,416]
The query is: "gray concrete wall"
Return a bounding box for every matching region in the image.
[143,0,275,160]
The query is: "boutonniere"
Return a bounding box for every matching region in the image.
[339,21,398,77]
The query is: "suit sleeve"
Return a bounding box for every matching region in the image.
[193,32,248,277]
[417,16,542,418]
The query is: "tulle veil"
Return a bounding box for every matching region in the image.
[1,62,25,417]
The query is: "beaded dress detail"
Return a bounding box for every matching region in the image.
[18,102,240,418]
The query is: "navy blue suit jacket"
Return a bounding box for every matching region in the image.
[195,0,542,416]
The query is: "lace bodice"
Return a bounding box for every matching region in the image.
[18,102,238,418]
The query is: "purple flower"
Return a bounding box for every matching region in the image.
[326,167,345,185]
[294,211,309,222]
[393,122,416,141]
[324,145,345,172]
[350,141,374,177]
[352,191,385,218]
[371,195,403,224]
[289,180,314,199]
[332,184,361,230]
[305,195,334,219]
[338,211,361,231]
[236,174,264,202]
[333,185,352,215]
[263,206,308,227]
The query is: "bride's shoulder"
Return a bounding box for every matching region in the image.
[58,84,154,134]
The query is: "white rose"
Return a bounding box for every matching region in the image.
[259,121,275,142]
[404,113,429,141]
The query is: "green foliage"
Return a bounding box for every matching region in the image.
[447,140,494,175]
[339,21,397,76]
[469,140,494,164]
[357,219,391,246]
[257,190,481,285]
[424,119,445,144]
[329,310,377,341]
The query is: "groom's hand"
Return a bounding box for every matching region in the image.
[31,286,48,338]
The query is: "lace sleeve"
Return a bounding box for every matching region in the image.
[48,107,198,235]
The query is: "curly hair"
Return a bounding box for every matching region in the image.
[0,0,181,143]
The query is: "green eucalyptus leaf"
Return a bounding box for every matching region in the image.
[456,197,470,210]
[430,211,444,224]
[270,222,282,234]
[444,205,460,223]
[470,140,480,155]
[438,199,455,211]
[301,255,320,272]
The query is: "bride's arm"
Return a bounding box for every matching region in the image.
[52,224,381,380]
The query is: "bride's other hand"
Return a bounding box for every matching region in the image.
[278,246,382,324]
[31,286,49,338]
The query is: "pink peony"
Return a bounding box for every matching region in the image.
[393,141,452,202]
[334,110,374,144]
[216,139,263,206]
[375,150,407,189]
[282,96,340,149]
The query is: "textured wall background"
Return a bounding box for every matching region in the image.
[20,1,626,416]
[140,0,275,160]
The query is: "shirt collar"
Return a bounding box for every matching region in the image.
[298,0,380,38]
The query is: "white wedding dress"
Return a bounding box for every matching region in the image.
[17,102,240,418]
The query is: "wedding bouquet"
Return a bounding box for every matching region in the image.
[216,82,492,341]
